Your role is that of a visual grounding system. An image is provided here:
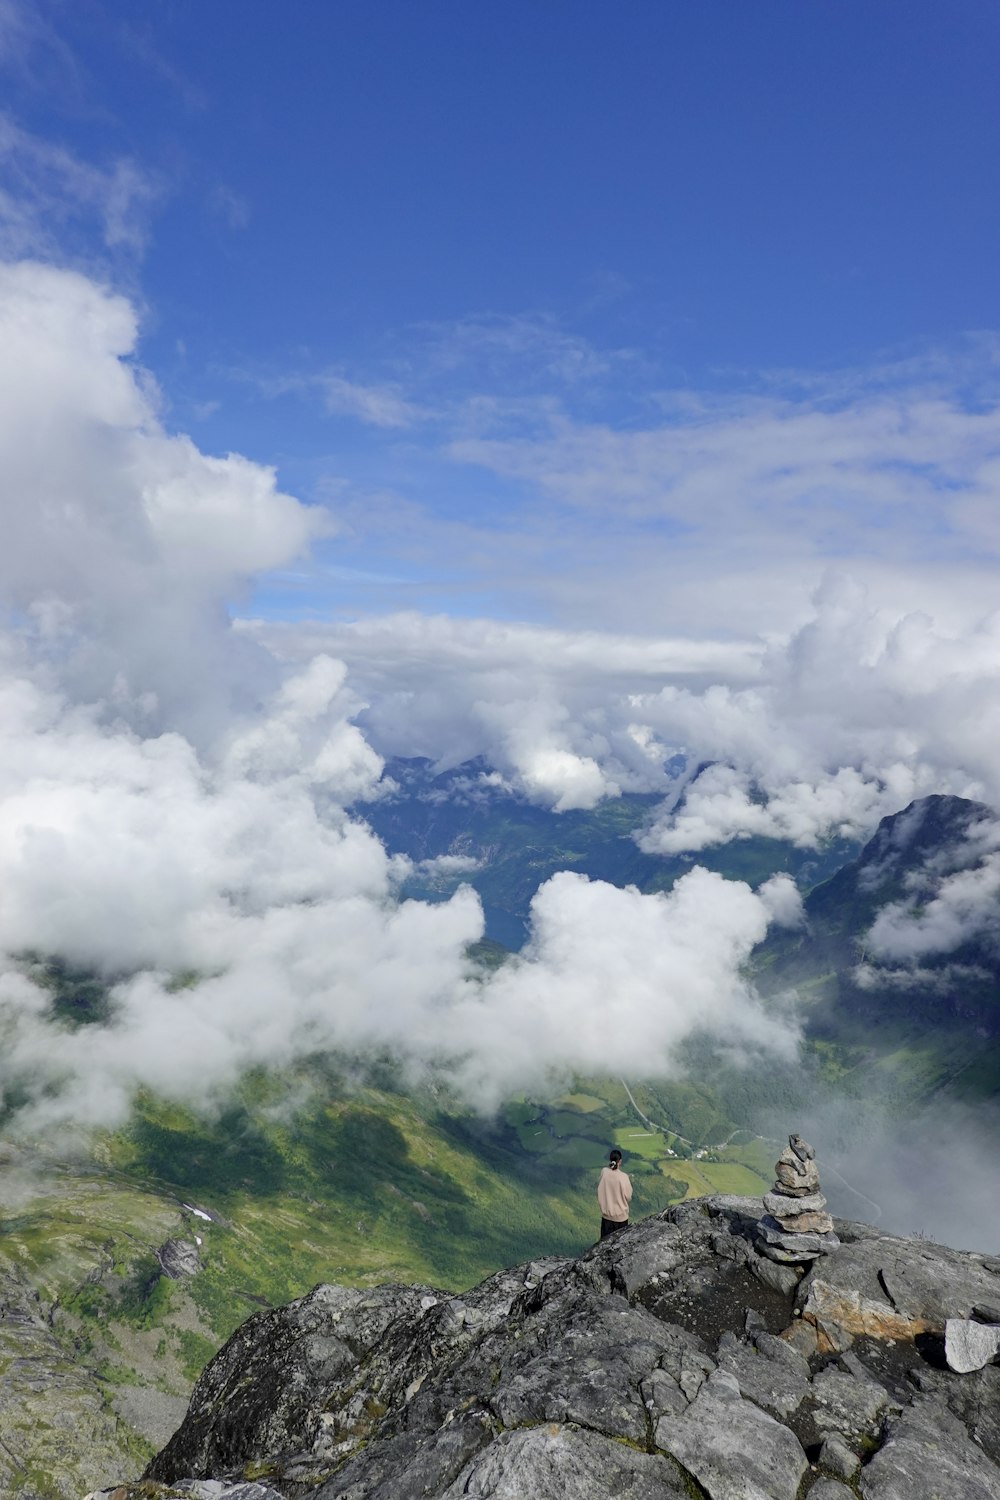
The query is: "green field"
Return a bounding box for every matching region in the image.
[554,1092,607,1113]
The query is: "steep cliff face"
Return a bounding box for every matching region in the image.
[90,1195,1000,1500]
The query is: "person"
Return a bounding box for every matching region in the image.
[597,1148,632,1238]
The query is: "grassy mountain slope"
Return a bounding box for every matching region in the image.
[1,1055,780,1498]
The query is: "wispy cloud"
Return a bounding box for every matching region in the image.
[208,183,250,231]
[412,310,627,385]
[114,15,208,114]
[319,372,427,428]
[0,0,82,100]
[0,113,161,259]
[242,310,623,432]
[449,384,1000,563]
[251,368,429,429]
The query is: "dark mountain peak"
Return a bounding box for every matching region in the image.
[858,794,996,887]
[757,793,1000,1090]
[804,793,996,927]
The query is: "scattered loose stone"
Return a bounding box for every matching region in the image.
[819,1433,861,1481]
[756,1134,841,1266]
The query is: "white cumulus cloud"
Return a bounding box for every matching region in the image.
[0,258,802,1134]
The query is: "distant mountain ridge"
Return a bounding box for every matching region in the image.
[361,756,860,948]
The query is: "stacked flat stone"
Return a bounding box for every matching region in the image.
[756,1133,841,1264]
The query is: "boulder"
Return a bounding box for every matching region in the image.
[440,1424,693,1499]
[858,1400,1000,1499]
[156,1237,202,1279]
[804,1366,891,1442]
[798,1234,1000,1350]
[714,1329,810,1419]
[945,1318,1000,1374]
[655,1368,809,1500]
[819,1433,861,1481]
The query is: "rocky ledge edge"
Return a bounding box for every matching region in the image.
[88,1194,1000,1500]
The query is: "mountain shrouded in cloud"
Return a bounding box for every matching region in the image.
[0,259,801,1133]
[254,575,1000,846]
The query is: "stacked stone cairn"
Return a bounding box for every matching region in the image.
[756,1133,841,1264]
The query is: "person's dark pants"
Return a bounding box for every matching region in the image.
[600,1216,628,1239]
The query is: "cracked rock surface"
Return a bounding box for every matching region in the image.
[95,1196,1000,1500]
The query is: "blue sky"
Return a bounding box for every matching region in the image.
[20,1,996,366]
[3,0,1000,632]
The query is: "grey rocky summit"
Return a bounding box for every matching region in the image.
[756,1132,841,1265]
[90,1193,1000,1500]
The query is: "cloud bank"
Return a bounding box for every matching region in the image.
[255,573,1000,849]
[4,258,1000,1142]
[0,259,799,1133]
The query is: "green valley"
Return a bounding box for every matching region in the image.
[364,756,860,948]
[6,788,1000,1496]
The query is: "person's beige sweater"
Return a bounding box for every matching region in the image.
[597,1165,632,1222]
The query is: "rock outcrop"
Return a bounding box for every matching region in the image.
[91,1196,1000,1500]
[156,1237,203,1279]
[0,1264,146,1500]
[757,1134,841,1264]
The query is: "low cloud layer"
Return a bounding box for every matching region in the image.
[0,259,801,1134]
[257,575,1000,849]
[787,1095,1000,1254]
